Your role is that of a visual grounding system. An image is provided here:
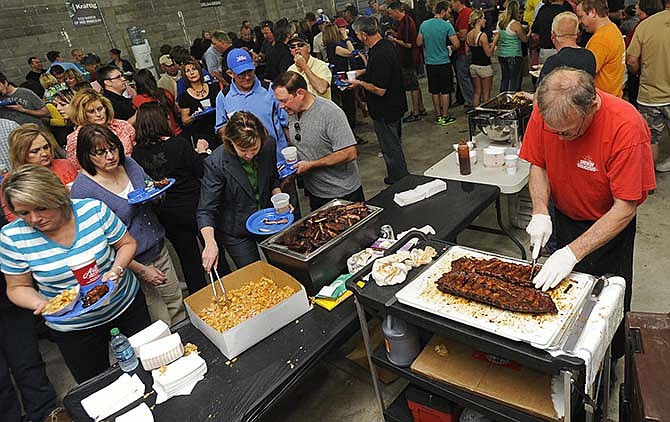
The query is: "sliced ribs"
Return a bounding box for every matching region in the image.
[436,270,558,314]
[450,256,535,287]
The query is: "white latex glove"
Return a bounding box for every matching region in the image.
[526,214,553,260]
[533,246,577,291]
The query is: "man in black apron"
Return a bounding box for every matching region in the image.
[519,68,656,360]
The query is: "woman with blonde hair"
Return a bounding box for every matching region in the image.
[2,124,78,222]
[467,10,498,106]
[65,88,135,170]
[38,73,58,91]
[63,69,85,90]
[0,164,149,383]
[496,0,529,91]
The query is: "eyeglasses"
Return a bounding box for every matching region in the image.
[89,145,118,157]
[106,74,124,82]
[543,113,587,139]
[288,42,307,49]
[85,105,105,115]
[294,122,301,142]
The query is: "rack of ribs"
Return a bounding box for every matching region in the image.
[436,270,558,314]
[450,256,535,287]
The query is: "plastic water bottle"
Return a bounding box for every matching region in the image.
[110,327,139,372]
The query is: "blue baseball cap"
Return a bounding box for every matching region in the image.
[226,48,255,75]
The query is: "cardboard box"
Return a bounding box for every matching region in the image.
[411,336,557,421]
[184,261,311,359]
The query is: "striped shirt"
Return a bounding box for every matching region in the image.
[0,198,139,332]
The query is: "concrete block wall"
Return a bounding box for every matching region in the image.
[0,0,331,84]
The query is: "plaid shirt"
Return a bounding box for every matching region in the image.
[0,119,19,172]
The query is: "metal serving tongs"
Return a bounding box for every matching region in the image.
[529,243,540,280]
[208,267,227,306]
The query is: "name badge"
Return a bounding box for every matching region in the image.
[200,99,211,109]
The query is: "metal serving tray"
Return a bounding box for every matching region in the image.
[260,199,383,293]
[395,245,596,350]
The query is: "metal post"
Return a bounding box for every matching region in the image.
[561,370,572,422]
[354,296,385,419]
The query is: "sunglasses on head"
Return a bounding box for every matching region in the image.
[289,42,307,49]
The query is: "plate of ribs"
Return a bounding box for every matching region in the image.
[246,208,295,235]
[395,246,596,349]
[127,178,175,205]
[272,201,372,256]
[43,278,115,322]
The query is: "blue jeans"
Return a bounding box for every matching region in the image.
[372,119,409,183]
[454,54,474,107]
[499,56,523,92]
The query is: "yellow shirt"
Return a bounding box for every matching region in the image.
[288,56,332,101]
[586,22,625,98]
[524,0,542,26]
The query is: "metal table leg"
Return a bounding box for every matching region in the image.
[354,296,385,420]
[468,196,527,259]
[562,370,573,422]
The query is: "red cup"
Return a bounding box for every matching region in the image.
[69,255,101,286]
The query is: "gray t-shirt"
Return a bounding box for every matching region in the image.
[288,96,361,198]
[0,87,45,125]
[202,45,221,75]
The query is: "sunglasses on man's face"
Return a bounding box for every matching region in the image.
[289,42,307,49]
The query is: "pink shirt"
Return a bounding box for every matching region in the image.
[66,119,136,171]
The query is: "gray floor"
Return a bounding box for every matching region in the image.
[41,76,669,421]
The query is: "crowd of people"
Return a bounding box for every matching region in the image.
[0,0,667,420]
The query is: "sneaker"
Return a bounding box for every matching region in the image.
[438,115,456,126]
[655,156,670,172]
[45,407,72,422]
[434,116,445,125]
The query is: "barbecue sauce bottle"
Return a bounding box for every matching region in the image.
[458,139,471,175]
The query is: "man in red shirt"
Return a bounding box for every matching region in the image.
[451,0,473,109]
[520,68,655,360]
[388,2,425,122]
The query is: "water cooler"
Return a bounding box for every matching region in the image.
[127,26,157,79]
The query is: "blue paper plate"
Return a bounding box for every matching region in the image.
[192,107,215,119]
[246,208,294,235]
[276,160,297,180]
[333,79,351,88]
[44,278,115,322]
[127,178,175,205]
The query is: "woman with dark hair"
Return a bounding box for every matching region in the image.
[132,102,209,294]
[177,59,220,146]
[197,111,284,273]
[132,69,182,136]
[70,125,185,326]
[264,18,295,81]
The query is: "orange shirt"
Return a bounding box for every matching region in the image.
[520,90,656,221]
[586,22,625,98]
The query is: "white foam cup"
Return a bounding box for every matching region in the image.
[281,146,298,163]
[271,193,291,214]
[346,70,357,80]
[505,154,518,175]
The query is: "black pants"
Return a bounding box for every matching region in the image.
[306,186,365,212]
[217,232,262,271]
[51,289,151,383]
[332,88,356,130]
[158,207,206,294]
[0,307,57,422]
[555,209,636,359]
